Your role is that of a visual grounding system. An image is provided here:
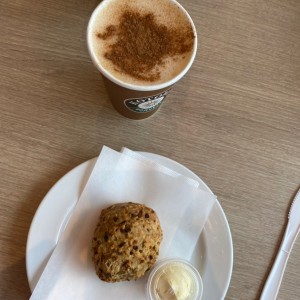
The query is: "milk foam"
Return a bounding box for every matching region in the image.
[89,0,195,86]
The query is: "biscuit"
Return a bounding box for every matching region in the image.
[92,202,163,282]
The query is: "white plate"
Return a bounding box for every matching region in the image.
[26,152,233,300]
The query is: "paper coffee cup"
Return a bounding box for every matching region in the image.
[87,0,197,120]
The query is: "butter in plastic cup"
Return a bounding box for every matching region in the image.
[146,258,203,300]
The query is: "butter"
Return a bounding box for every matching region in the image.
[156,265,193,300]
[147,259,203,300]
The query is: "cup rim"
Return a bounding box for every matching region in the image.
[86,0,198,92]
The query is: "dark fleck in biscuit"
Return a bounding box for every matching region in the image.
[91,202,163,282]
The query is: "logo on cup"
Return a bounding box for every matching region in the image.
[124,90,170,113]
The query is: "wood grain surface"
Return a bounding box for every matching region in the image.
[0,0,299,299]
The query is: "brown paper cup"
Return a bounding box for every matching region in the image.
[87,0,197,120]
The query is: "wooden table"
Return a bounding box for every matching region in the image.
[1,0,299,299]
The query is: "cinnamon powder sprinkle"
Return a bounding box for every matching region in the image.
[96,10,195,82]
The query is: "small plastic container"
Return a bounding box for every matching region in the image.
[146,258,203,300]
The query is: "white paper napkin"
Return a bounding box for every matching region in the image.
[30,146,216,300]
[120,147,200,188]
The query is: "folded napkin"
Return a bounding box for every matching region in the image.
[120,147,200,188]
[30,146,216,300]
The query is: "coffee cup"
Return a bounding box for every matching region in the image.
[87,0,197,120]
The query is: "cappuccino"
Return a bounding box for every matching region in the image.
[88,0,196,87]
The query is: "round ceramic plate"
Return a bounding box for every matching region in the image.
[26,152,233,300]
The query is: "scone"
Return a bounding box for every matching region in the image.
[91,202,163,282]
